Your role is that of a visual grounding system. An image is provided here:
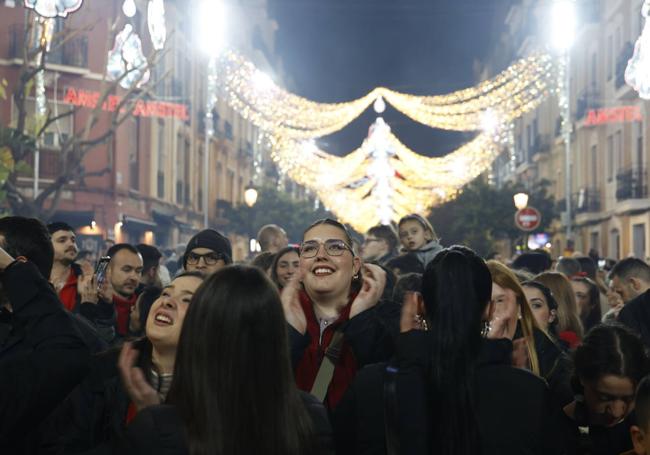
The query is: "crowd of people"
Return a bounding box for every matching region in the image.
[4,213,650,454]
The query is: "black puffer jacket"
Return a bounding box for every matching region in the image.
[46,338,154,454]
[0,261,90,453]
[333,332,565,455]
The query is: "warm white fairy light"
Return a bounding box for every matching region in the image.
[626,0,650,99]
[213,51,555,230]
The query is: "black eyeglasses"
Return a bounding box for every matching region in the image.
[186,252,225,266]
[300,239,353,258]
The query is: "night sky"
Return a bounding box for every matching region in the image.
[268,0,514,157]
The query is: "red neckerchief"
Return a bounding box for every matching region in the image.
[113,293,138,336]
[58,268,78,312]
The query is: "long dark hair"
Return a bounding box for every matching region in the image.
[572,323,650,393]
[270,246,300,289]
[421,245,492,455]
[571,276,602,332]
[167,265,315,455]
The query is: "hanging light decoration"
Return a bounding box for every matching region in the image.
[24,0,83,18]
[106,24,150,89]
[122,0,137,18]
[626,0,650,99]
[147,0,167,50]
[213,50,554,230]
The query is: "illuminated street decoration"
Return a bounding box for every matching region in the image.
[626,0,650,99]
[216,51,554,229]
[122,0,136,18]
[148,0,167,50]
[106,24,150,89]
[24,0,83,18]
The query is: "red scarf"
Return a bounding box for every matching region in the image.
[58,268,78,312]
[114,293,138,336]
[293,290,358,410]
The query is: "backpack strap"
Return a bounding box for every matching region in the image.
[384,364,400,455]
[310,329,345,402]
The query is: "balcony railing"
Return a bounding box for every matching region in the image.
[615,42,634,90]
[576,187,600,213]
[616,167,648,201]
[8,24,88,68]
[530,134,552,158]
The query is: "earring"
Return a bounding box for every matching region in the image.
[414,314,429,331]
[481,320,491,338]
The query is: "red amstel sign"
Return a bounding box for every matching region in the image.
[62,87,189,121]
[585,106,642,126]
[515,207,541,232]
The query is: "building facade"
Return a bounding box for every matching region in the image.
[0,0,281,259]
[486,0,650,261]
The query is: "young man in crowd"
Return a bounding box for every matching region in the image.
[47,222,84,312]
[136,243,163,290]
[256,224,289,254]
[0,217,90,451]
[615,258,650,346]
[361,224,399,266]
[80,243,143,344]
[183,229,232,276]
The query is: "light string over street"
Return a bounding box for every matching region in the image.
[213,50,555,230]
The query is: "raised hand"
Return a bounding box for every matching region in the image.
[350,263,386,319]
[118,342,161,412]
[280,272,307,334]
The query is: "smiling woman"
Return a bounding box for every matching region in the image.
[283,218,394,410]
[51,271,205,453]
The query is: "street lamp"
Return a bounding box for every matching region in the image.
[513,192,529,210]
[197,0,227,228]
[551,0,577,247]
[244,182,258,207]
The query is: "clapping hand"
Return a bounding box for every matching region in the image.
[118,342,160,412]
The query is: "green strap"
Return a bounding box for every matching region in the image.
[310,329,345,402]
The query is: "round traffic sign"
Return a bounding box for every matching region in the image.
[515,207,541,232]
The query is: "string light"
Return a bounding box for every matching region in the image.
[626,0,650,99]
[213,51,556,230]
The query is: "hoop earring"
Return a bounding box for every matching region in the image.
[414,314,429,331]
[481,320,491,338]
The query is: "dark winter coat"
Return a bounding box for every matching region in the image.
[119,392,334,454]
[618,289,650,347]
[332,332,565,455]
[0,261,90,453]
[289,290,394,410]
[530,327,574,407]
[561,402,635,455]
[46,338,154,454]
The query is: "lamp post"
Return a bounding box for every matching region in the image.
[513,192,529,210]
[551,0,577,246]
[197,0,226,228]
[244,182,258,207]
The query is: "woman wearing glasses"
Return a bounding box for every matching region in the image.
[282,218,390,410]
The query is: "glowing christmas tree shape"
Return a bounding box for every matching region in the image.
[106,24,150,89]
[24,0,83,18]
[626,1,650,99]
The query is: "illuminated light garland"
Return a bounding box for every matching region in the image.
[626,0,650,99]
[214,51,554,230]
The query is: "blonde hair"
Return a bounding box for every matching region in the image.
[533,271,584,339]
[486,260,541,376]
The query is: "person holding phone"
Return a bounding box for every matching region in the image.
[79,244,143,344]
[282,218,392,410]
[0,216,90,452]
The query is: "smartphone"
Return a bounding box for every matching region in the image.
[95,256,111,291]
